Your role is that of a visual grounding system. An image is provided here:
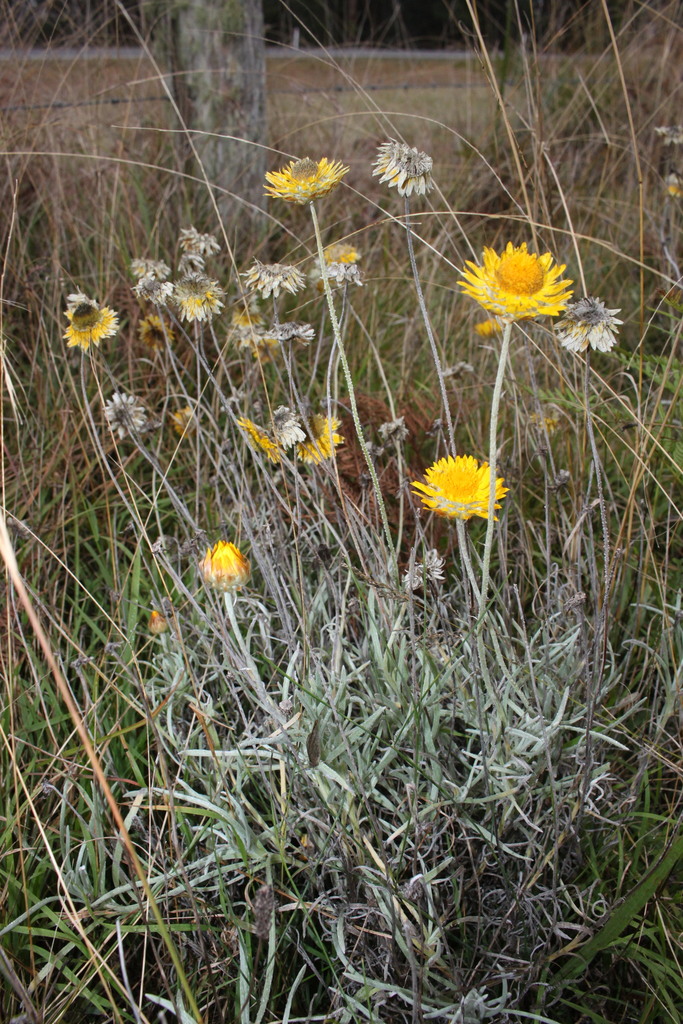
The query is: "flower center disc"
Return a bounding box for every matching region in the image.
[292,159,317,181]
[496,252,544,295]
[72,303,100,329]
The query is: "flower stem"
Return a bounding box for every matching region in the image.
[584,351,610,596]
[404,195,456,456]
[578,350,611,830]
[478,319,512,618]
[224,591,276,715]
[308,201,396,572]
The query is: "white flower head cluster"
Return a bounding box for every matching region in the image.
[130,258,171,282]
[243,260,306,300]
[654,125,683,145]
[378,416,408,445]
[178,226,221,257]
[271,321,316,344]
[325,261,363,287]
[372,139,434,197]
[105,392,147,439]
[134,276,174,305]
[272,406,306,448]
[555,296,622,354]
[403,549,445,591]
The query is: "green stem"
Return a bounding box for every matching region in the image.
[478,319,512,618]
[308,201,396,572]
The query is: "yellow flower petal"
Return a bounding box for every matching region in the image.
[264,157,348,205]
[199,541,250,592]
[296,415,344,464]
[460,242,573,321]
[64,300,119,351]
[412,455,508,521]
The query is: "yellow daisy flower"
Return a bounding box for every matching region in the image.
[238,417,282,463]
[474,317,503,338]
[138,314,174,351]
[665,171,683,198]
[64,295,119,351]
[236,330,281,361]
[324,242,361,265]
[412,455,508,521]
[173,273,225,323]
[297,415,344,464]
[148,610,169,635]
[264,157,349,205]
[170,406,195,435]
[460,242,573,322]
[199,541,250,592]
[529,413,559,435]
[231,304,265,331]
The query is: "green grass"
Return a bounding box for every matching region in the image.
[1,3,683,1023]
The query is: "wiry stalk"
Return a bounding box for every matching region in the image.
[478,319,512,618]
[404,195,456,456]
[309,200,396,573]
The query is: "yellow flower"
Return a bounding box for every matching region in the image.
[460,242,573,321]
[229,303,278,357]
[665,171,683,198]
[170,406,195,435]
[149,610,169,635]
[474,317,503,338]
[238,417,282,463]
[64,295,119,351]
[138,314,174,351]
[173,273,225,323]
[297,415,344,464]
[199,541,250,592]
[264,156,349,204]
[412,455,508,521]
[324,242,361,265]
[231,304,265,331]
[529,413,559,435]
[237,331,281,361]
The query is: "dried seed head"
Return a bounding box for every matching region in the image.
[271,406,306,448]
[378,416,408,444]
[253,884,274,940]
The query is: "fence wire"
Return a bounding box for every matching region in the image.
[0,76,473,115]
